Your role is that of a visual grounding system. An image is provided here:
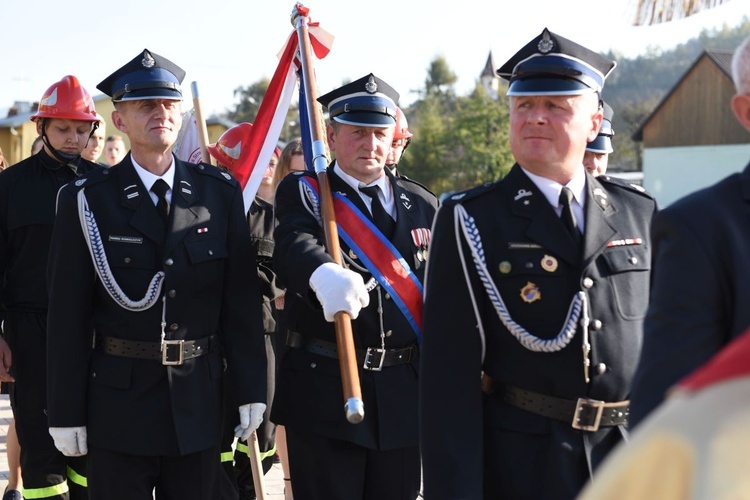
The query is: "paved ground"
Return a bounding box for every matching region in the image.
[0,395,289,498]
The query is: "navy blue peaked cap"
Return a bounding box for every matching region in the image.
[318,74,399,127]
[97,49,185,102]
[587,101,615,154]
[497,28,616,96]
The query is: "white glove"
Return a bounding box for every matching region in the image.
[49,426,88,456]
[234,403,267,442]
[309,262,370,321]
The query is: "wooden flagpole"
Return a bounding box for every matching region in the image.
[291,3,365,424]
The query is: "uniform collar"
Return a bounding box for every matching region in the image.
[132,154,176,200]
[520,166,587,209]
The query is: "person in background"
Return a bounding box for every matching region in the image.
[629,33,750,429]
[103,134,126,166]
[271,138,305,192]
[420,29,657,499]
[583,101,614,176]
[207,122,282,500]
[385,106,412,177]
[0,74,100,500]
[45,49,267,499]
[272,73,437,499]
[81,114,106,164]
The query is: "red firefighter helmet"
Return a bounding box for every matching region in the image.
[207,123,282,173]
[206,123,254,172]
[30,75,98,123]
[393,107,413,141]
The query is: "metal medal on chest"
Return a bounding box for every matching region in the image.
[520,282,541,303]
[541,255,558,272]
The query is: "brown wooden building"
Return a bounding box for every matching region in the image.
[634,50,750,206]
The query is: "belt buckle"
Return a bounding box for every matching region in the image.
[363,347,386,371]
[161,339,185,366]
[572,397,604,432]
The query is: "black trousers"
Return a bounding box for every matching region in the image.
[6,311,87,499]
[285,427,421,500]
[87,444,221,499]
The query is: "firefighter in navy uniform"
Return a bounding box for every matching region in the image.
[207,123,282,499]
[420,29,657,499]
[45,49,267,499]
[272,74,438,499]
[0,75,100,500]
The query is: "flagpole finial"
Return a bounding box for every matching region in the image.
[291,3,309,27]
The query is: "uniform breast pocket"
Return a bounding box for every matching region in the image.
[602,246,650,320]
[104,242,159,297]
[185,238,228,296]
[489,250,569,326]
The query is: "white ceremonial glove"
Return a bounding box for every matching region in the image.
[309,262,370,322]
[235,403,267,442]
[49,426,88,457]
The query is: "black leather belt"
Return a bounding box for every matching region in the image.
[482,375,629,432]
[286,330,417,371]
[95,334,219,366]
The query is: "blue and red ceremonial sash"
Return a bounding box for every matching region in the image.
[301,177,423,341]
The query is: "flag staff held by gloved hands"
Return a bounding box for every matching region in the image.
[291,2,364,424]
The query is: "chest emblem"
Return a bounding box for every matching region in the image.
[520,282,541,304]
[541,255,558,272]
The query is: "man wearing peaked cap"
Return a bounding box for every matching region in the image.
[45,49,268,499]
[585,101,615,176]
[420,29,657,499]
[272,74,437,499]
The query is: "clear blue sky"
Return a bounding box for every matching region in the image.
[1,0,748,117]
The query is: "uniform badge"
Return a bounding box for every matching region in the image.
[196,227,208,234]
[537,30,554,53]
[142,52,156,68]
[400,192,412,210]
[514,189,533,201]
[607,237,643,247]
[520,282,541,303]
[450,193,466,201]
[365,75,378,94]
[541,255,558,272]
[221,171,232,180]
[499,261,512,274]
[75,178,87,186]
[348,249,358,260]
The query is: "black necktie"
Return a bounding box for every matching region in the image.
[559,187,582,246]
[151,179,170,225]
[359,185,395,238]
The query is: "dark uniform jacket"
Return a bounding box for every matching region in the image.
[0,151,98,411]
[630,162,750,428]
[420,164,657,499]
[271,167,438,450]
[46,155,267,456]
[248,197,282,334]
[0,151,98,316]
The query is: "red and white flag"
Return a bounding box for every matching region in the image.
[235,8,333,213]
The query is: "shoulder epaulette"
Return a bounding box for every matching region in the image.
[397,175,436,198]
[191,162,238,185]
[440,181,499,206]
[65,166,111,192]
[597,175,654,199]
